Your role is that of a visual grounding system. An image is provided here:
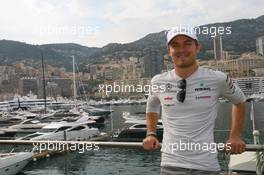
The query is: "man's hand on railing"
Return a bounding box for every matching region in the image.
[143,136,161,150]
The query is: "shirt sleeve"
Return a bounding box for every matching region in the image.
[218,72,246,104]
[146,78,161,114]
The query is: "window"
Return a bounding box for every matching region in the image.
[55,126,71,132]
[69,126,85,131]
[133,124,146,128]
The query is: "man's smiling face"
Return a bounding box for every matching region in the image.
[168,35,201,68]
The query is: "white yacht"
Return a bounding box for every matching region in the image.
[112,122,163,142]
[229,151,257,174]
[18,121,100,141]
[70,108,105,124]
[8,110,37,119]
[0,152,33,175]
[9,119,47,130]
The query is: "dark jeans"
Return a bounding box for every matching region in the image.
[160,166,220,175]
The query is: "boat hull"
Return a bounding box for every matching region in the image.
[0,152,33,175]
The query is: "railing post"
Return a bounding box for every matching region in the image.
[63,131,67,141]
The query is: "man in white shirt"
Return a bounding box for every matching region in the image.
[143,27,246,175]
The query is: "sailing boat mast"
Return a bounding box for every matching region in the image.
[72,56,77,102]
[41,53,47,114]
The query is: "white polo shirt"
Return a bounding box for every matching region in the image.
[146,66,246,171]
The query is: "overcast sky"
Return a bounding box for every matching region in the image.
[0,0,263,47]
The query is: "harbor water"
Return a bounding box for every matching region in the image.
[1,102,263,175]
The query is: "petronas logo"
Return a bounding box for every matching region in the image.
[199,80,205,87]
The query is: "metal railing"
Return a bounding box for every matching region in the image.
[0,140,264,151]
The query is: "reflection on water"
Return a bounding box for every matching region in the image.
[20,149,160,175]
[2,102,264,174]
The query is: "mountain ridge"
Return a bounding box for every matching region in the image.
[0,14,263,69]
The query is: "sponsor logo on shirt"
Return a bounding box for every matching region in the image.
[226,75,236,94]
[166,83,173,90]
[196,95,211,99]
[164,96,173,100]
[195,80,211,91]
[199,80,205,87]
[164,103,175,106]
[226,76,234,88]
[231,87,236,94]
[194,87,211,91]
[164,83,178,93]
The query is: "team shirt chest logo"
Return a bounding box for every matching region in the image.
[194,80,211,92]
[195,80,212,100]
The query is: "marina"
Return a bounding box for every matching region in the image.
[1,1,264,174]
[0,99,263,174]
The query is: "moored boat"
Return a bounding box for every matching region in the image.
[0,152,33,175]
